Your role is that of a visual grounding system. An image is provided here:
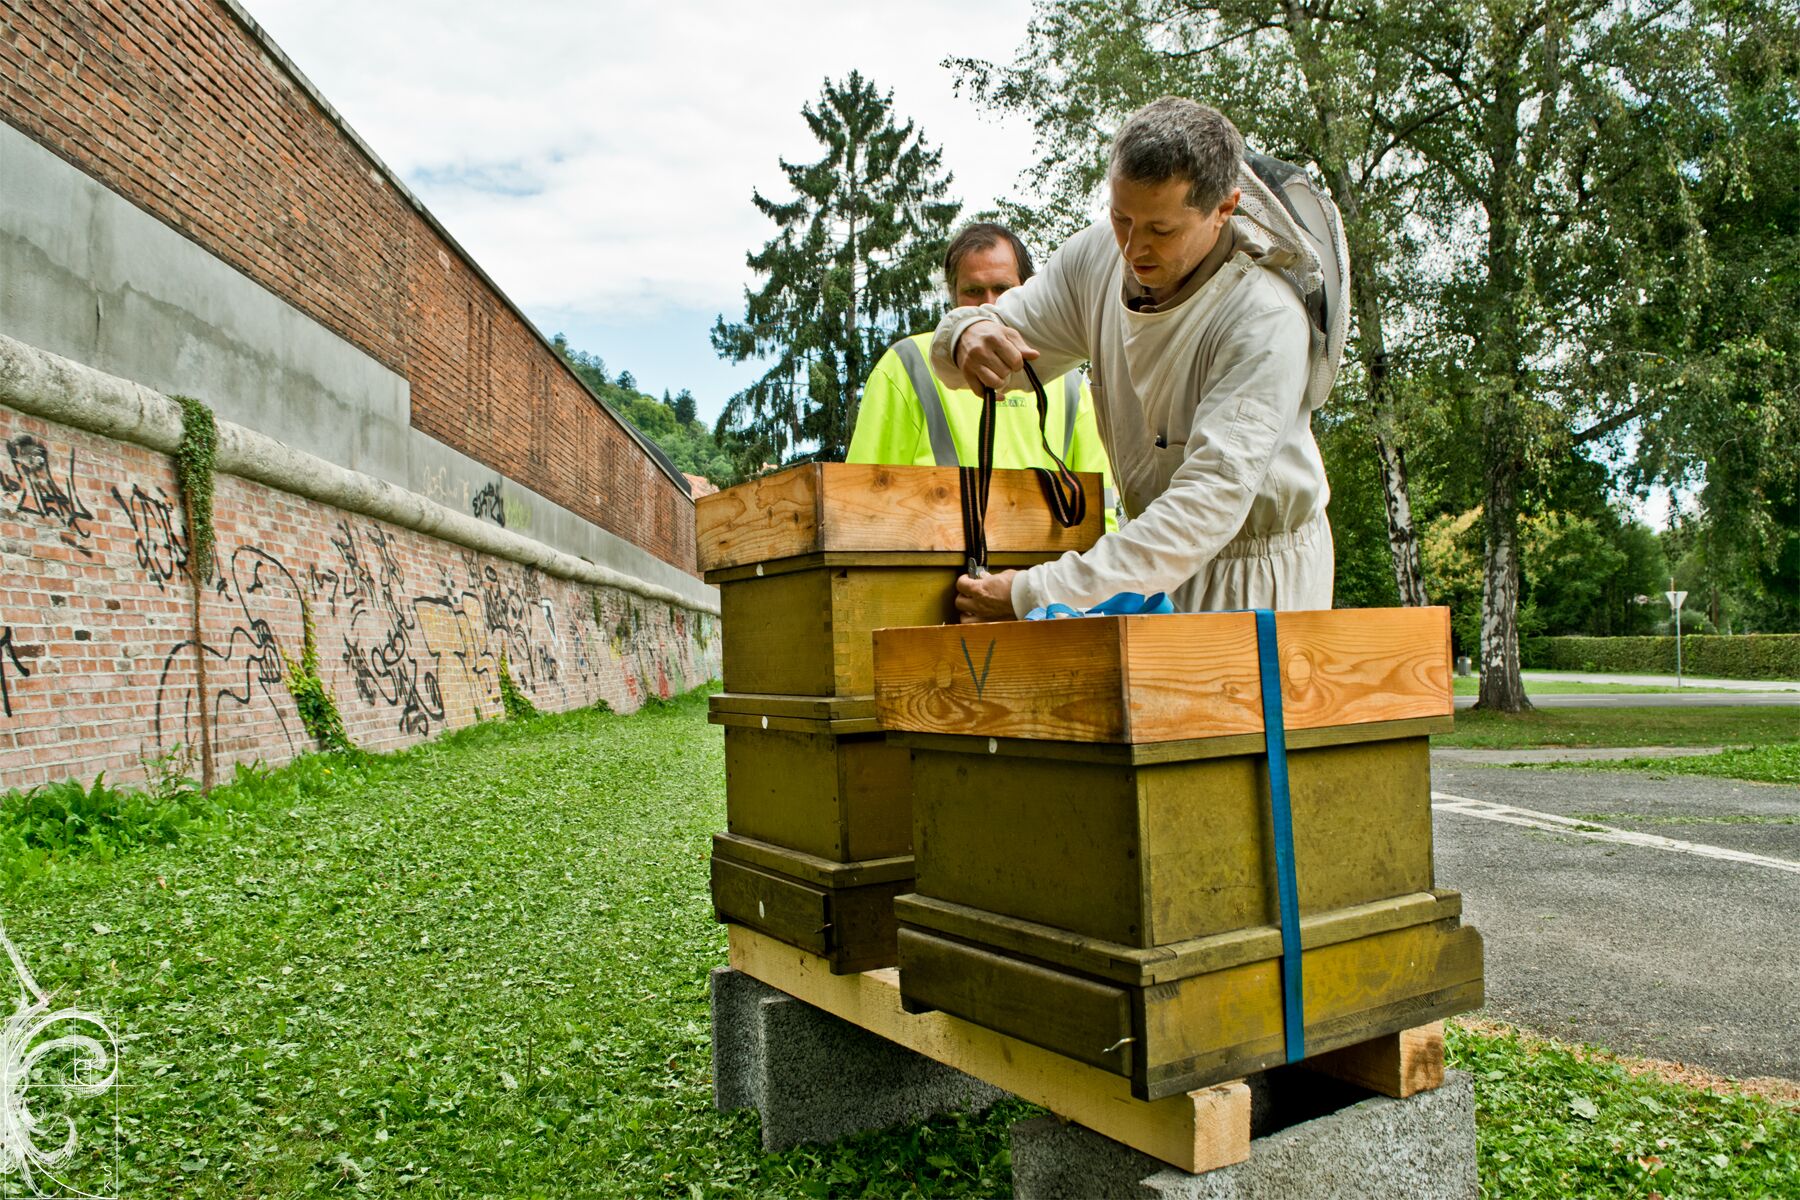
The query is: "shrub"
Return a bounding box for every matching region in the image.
[1521,634,1800,680]
[498,652,539,720]
[281,598,355,754]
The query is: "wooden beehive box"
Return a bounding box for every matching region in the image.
[871,607,1483,1100]
[873,606,1455,744]
[697,463,1103,697]
[709,693,910,862]
[710,832,913,976]
[707,693,915,973]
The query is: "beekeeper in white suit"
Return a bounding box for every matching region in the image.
[943,97,1345,621]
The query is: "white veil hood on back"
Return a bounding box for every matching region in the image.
[1233,159,1351,414]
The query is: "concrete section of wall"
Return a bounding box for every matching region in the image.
[0,397,720,792]
[407,430,711,613]
[0,120,413,488]
[0,2,700,572]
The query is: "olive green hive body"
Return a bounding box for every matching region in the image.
[707,695,914,973]
[874,609,1485,1101]
[696,464,1105,973]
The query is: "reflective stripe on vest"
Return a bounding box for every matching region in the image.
[1062,369,1083,460]
[892,338,961,467]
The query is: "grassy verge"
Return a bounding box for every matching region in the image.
[1453,677,1738,696]
[1437,706,1799,749]
[7,697,1794,1196]
[1544,743,1800,785]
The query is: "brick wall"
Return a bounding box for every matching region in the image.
[0,402,718,791]
[0,0,697,573]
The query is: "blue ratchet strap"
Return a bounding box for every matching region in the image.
[1253,608,1306,1063]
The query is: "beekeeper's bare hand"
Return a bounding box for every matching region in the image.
[955,570,1018,623]
[954,321,1038,392]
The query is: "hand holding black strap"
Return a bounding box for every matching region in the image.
[960,362,1089,579]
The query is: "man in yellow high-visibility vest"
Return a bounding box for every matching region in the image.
[847,223,1118,528]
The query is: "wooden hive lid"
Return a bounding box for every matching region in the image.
[695,462,1104,575]
[872,606,1453,745]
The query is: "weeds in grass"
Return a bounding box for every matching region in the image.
[0,752,372,889]
[1448,1022,1798,1198]
[1547,743,1800,786]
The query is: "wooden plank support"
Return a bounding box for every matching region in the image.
[728,924,1252,1174]
[1301,1021,1446,1099]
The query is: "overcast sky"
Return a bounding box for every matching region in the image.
[242,0,1055,425]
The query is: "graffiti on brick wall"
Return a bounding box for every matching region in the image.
[154,546,305,756]
[0,625,30,717]
[0,417,712,770]
[470,481,505,526]
[1,434,96,555]
[150,516,674,753]
[110,482,190,588]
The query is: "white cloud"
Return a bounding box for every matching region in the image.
[244,0,1049,323]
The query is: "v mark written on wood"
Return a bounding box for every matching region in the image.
[960,635,997,698]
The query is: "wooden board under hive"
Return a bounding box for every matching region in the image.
[872,608,1483,1099]
[697,463,1104,698]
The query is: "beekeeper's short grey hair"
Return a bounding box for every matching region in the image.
[1110,98,1245,213]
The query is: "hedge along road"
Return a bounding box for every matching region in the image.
[1429,760,1800,1082]
[1518,671,1799,691]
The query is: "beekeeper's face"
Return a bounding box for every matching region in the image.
[1109,172,1239,299]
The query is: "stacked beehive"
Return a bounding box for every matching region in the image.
[873,608,1485,1100]
[696,462,1103,973]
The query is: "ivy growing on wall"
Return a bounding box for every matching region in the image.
[283,598,354,754]
[498,652,538,720]
[173,395,217,582]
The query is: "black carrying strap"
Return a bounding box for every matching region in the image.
[959,384,997,576]
[960,361,1088,577]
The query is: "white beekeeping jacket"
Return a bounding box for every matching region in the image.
[931,163,1336,615]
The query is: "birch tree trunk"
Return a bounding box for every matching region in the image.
[1472,29,1533,714]
[1477,428,1530,711]
[1351,273,1429,607]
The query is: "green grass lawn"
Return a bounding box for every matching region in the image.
[5,696,1795,1196]
[1437,706,1800,750]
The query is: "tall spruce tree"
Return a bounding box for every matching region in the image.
[713,72,960,465]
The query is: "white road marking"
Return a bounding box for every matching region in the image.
[1431,792,1800,875]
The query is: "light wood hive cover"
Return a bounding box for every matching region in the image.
[873,607,1454,744]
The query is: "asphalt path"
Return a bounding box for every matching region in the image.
[1454,691,1800,709]
[1429,757,1800,1081]
[1519,671,1799,692]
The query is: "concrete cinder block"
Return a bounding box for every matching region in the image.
[1011,1069,1477,1200]
[709,966,1007,1151]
